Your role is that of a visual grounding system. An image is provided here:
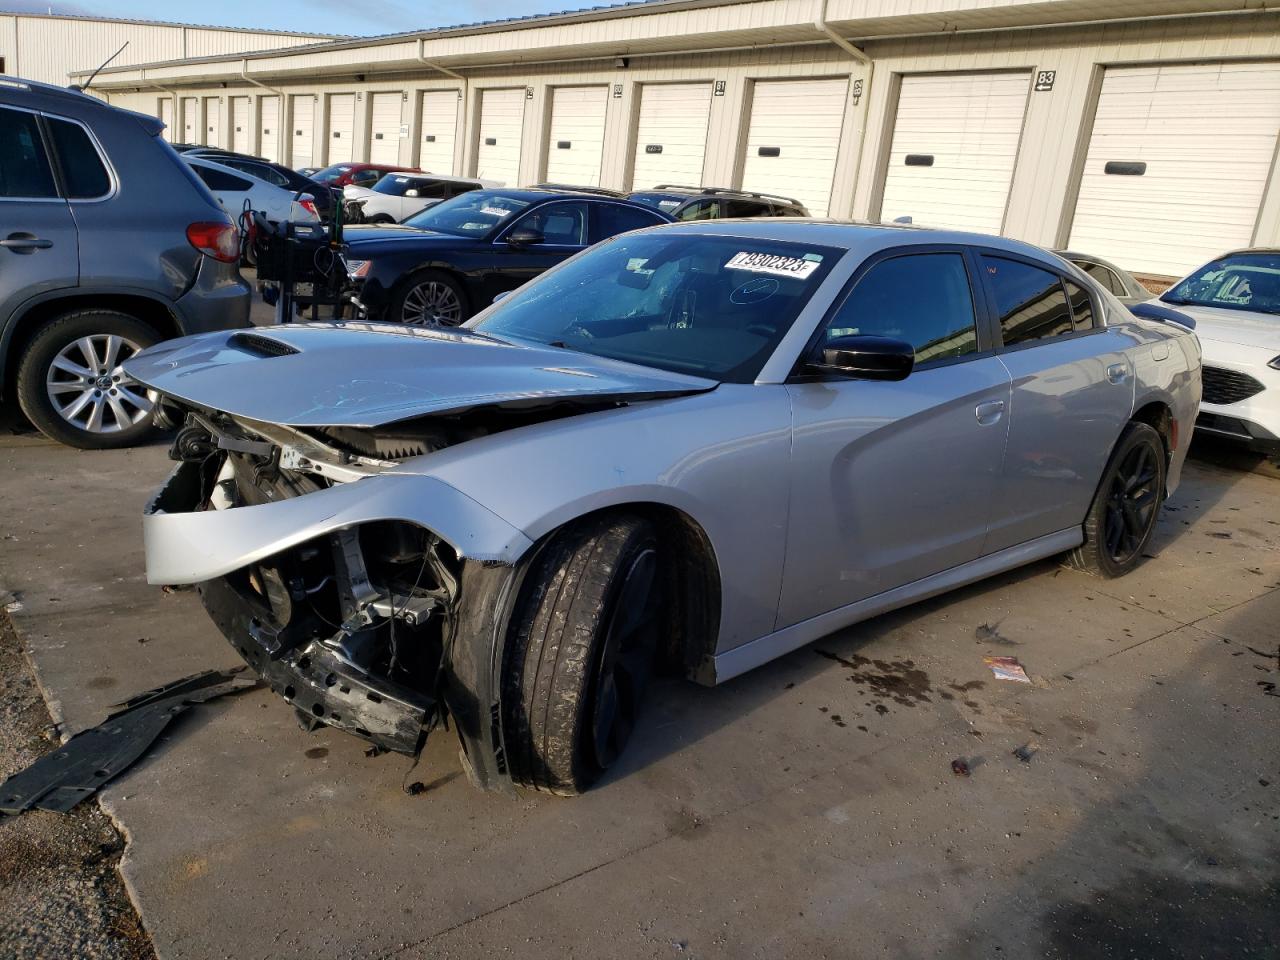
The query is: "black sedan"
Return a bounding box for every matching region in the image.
[341,187,672,325]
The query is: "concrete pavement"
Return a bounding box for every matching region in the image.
[0,432,1276,959]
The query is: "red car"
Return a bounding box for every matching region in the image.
[307,162,422,189]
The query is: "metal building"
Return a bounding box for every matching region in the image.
[58,0,1280,277]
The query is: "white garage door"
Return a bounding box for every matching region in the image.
[291,95,314,169]
[327,94,356,164]
[159,98,173,142]
[181,97,198,143]
[475,88,525,186]
[1070,61,1280,277]
[740,78,848,217]
[230,97,251,154]
[203,98,222,148]
[369,92,402,166]
[259,96,281,163]
[631,82,712,189]
[420,90,459,174]
[545,85,608,187]
[879,72,1030,234]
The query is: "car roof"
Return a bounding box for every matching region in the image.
[0,75,162,132]
[473,186,651,202]
[649,218,1063,260]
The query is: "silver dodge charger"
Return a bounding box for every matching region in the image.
[125,221,1201,794]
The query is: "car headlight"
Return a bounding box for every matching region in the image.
[342,259,371,279]
[1269,355,1280,371]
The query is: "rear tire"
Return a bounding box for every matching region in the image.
[502,514,660,795]
[1069,421,1166,578]
[16,310,160,450]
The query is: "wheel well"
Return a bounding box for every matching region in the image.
[555,503,722,683]
[2,295,180,400]
[1131,400,1174,462]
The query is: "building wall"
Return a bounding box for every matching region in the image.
[99,8,1280,275]
[0,14,331,86]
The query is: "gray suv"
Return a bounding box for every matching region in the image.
[0,78,251,449]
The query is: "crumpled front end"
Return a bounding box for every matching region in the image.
[144,413,532,788]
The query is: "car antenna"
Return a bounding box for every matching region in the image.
[71,42,129,92]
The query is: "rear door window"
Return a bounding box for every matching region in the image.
[0,106,58,198]
[192,166,254,191]
[676,199,720,221]
[824,252,979,364]
[45,117,111,199]
[725,198,773,218]
[982,256,1074,346]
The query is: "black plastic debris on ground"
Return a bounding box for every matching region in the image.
[0,668,259,815]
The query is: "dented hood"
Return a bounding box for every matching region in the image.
[123,323,717,428]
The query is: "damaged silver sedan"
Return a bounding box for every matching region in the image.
[125,221,1201,794]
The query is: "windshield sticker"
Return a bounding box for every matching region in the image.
[725,251,822,279]
[480,206,515,217]
[657,199,680,210]
[393,176,410,182]
[625,257,653,274]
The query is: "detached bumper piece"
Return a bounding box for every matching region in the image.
[199,575,435,755]
[0,669,258,815]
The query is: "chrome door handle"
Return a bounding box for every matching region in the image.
[975,399,1005,425]
[1,234,54,251]
[1107,362,1128,384]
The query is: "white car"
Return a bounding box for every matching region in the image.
[1154,249,1280,454]
[344,172,494,224]
[185,155,320,227]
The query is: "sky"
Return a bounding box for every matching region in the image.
[3,0,589,35]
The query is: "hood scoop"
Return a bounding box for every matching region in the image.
[229,332,301,358]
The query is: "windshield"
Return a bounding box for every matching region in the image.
[470,233,842,382]
[1164,253,1280,316]
[311,164,354,183]
[401,190,531,237]
[629,192,685,213]
[374,175,426,196]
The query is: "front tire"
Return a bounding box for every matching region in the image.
[502,514,661,794]
[388,270,469,326]
[1069,421,1166,578]
[16,311,159,450]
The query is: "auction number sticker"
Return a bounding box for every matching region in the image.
[724,251,821,279]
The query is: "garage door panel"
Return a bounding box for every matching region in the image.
[328,94,355,165]
[1069,61,1280,276]
[204,99,221,148]
[420,90,458,174]
[259,97,280,163]
[476,88,524,186]
[880,72,1030,234]
[740,78,847,217]
[545,85,608,187]
[181,98,197,143]
[369,93,401,166]
[291,96,314,169]
[231,97,251,154]
[631,82,712,189]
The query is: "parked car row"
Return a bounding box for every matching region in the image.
[4,76,1277,467]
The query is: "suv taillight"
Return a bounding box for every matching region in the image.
[187,220,240,263]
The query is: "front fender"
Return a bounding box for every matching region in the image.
[143,461,533,585]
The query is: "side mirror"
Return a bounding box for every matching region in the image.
[808,335,915,381]
[404,188,420,198]
[507,228,544,247]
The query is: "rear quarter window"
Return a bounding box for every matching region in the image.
[46,117,112,198]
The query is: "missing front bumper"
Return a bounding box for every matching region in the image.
[199,575,435,755]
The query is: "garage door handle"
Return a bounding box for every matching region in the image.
[975,399,1005,425]
[1107,363,1128,384]
[1,234,53,251]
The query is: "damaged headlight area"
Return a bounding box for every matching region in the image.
[165,413,465,756]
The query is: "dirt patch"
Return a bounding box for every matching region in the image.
[0,611,154,960]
